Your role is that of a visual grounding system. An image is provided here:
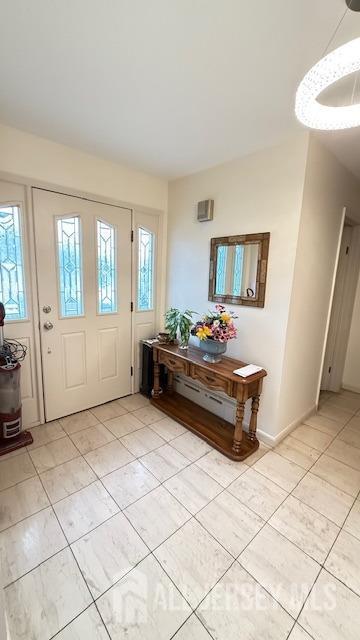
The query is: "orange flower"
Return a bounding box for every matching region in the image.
[220,312,231,323]
[196,326,212,341]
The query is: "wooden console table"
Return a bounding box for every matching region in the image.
[151,343,267,461]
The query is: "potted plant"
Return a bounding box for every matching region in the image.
[164,308,197,349]
[192,304,237,363]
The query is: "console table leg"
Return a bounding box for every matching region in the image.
[249,395,260,441]
[167,370,174,394]
[232,401,245,455]
[152,360,161,399]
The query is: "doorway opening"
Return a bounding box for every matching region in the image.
[320,211,360,395]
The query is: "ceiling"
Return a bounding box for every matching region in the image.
[0,0,360,179]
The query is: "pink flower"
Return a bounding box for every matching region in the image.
[194,306,237,343]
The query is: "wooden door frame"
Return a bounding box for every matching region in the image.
[0,170,166,425]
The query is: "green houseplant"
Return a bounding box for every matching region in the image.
[164,308,197,349]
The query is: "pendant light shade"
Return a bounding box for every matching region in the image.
[295,37,360,130]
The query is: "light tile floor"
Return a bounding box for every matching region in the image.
[1,390,360,639]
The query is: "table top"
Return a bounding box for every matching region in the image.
[154,343,267,385]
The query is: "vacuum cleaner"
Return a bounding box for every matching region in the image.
[0,301,33,455]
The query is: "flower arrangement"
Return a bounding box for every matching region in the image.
[192,304,237,342]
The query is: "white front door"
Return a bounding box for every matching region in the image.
[33,188,132,421]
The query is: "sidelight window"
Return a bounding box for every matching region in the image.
[137,227,154,311]
[0,205,26,320]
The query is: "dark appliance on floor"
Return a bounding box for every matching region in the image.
[0,302,33,455]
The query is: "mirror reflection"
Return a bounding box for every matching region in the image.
[215,243,260,299]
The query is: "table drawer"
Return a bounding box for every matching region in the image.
[190,366,232,395]
[159,351,190,375]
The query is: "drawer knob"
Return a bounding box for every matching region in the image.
[205,375,216,383]
[169,359,176,365]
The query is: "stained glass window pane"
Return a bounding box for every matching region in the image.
[0,206,26,320]
[233,244,244,296]
[97,219,117,314]
[57,216,84,317]
[215,245,228,295]
[137,227,154,311]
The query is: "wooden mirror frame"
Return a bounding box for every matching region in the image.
[208,232,270,308]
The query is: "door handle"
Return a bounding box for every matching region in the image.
[43,321,54,330]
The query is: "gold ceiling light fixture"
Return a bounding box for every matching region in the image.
[295,0,360,130]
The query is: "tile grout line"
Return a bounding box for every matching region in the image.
[22,444,357,580]
[168,611,215,640]
[143,443,311,630]
[0,420,211,537]
[3,423,254,633]
[2,395,360,639]
[11,411,208,624]
[234,462,323,620]
[0,398,267,496]
[0,407,189,507]
[277,408,360,473]
[255,415,360,499]
[1,451,104,635]
[48,602,111,640]
[92,443,225,635]
[1,412,356,535]
[33,442,114,640]
[233,409,360,632]
[1,411,355,565]
[0,402,264,617]
[281,412,360,630]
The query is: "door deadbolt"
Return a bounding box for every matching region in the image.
[43,305,52,314]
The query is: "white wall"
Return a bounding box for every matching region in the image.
[343,271,360,392]
[167,134,309,439]
[278,137,360,433]
[0,123,167,211]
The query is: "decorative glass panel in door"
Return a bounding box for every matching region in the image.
[56,216,84,317]
[137,227,154,311]
[0,205,26,320]
[97,219,117,314]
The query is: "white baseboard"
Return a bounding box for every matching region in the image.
[342,384,360,394]
[261,404,317,447]
[255,427,277,447]
[24,419,41,429]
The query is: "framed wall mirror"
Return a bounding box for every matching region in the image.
[208,233,270,307]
